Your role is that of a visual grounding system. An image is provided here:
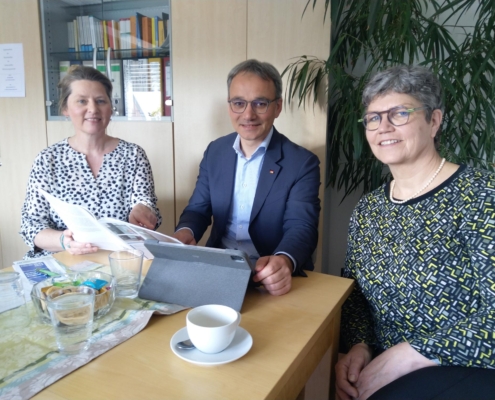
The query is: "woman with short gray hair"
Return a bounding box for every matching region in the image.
[336,65,495,399]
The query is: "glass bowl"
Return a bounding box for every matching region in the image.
[31,271,116,323]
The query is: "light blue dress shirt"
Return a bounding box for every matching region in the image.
[221,128,296,270]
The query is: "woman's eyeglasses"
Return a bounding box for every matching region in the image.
[358,106,427,130]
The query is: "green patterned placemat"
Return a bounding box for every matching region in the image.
[0,297,186,400]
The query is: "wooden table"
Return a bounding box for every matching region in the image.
[32,251,353,400]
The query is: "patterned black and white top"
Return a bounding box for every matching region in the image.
[342,165,495,368]
[20,138,162,259]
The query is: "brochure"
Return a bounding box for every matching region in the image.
[38,188,182,259]
[11,256,67,304]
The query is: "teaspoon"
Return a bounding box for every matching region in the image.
[176,338,195,350]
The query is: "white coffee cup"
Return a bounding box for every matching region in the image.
[186,304,241,354]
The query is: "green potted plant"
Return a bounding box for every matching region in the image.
[283,0,495,198]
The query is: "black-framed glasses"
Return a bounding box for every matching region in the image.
[358,106,427,130]
[228,98,279,114]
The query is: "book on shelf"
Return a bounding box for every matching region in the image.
[151,16,157,56]
[114,20,121,51]
[103,20,108,50]
[161,12,170,49]
[89,15,104,51]
[38,188,182,259]
[73,18,80,53]
[106,19,114,50]
[119,18,131,57]
[82,15,92,54]
[136,12,145,57]
[67,21,75,53]
[65,11,170,56]
[142,16,152,56]
[76,15,84,52]
[129,15,137,57]
[158,19,165,48]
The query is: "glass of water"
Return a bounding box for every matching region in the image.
[109,249,144,298]
[46,286,95,355]
[0,272,31,331]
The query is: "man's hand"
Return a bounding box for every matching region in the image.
[253,254,292,295]
[173,229,197,245]
[336,343,373,400]
[355,342,437,400]
[129,204,157,230]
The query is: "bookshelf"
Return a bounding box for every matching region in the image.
[40,0,172,121]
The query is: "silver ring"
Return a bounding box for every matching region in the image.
[67,241,71,249]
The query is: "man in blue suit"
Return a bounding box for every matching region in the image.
[174,59,320,296]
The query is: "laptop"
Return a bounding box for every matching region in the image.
[138,240,253,311]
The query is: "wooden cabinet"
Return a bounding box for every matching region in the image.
[0,0,329,273]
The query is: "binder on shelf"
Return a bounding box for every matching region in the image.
[110,61,124,117]
[59,60,83,82]
[82,60,124,116]
[162,56,171,117]
[123,58,162,120]
[59,61,70,81]
[149,58,162,116]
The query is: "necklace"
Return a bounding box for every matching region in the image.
[390,158,446,204]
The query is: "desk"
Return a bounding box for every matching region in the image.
[32,251,353,400]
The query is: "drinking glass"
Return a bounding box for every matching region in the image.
[46,286,95,355]
[109,249,144,298]
[0,272,31,330]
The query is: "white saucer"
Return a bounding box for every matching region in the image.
[170,326,253,366]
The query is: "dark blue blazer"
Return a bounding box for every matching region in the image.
[176,128,321,274]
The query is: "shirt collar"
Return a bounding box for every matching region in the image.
[233,127,274,159]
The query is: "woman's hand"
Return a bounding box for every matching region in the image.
[62,230,98,255]
[129,203,157,230]
[355,342,437,400]
[336,343,373,400]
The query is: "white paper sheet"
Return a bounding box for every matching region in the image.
[0,43,25,97]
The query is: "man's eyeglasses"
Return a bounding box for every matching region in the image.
[358,106,427,130]
[228,98,279,114]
